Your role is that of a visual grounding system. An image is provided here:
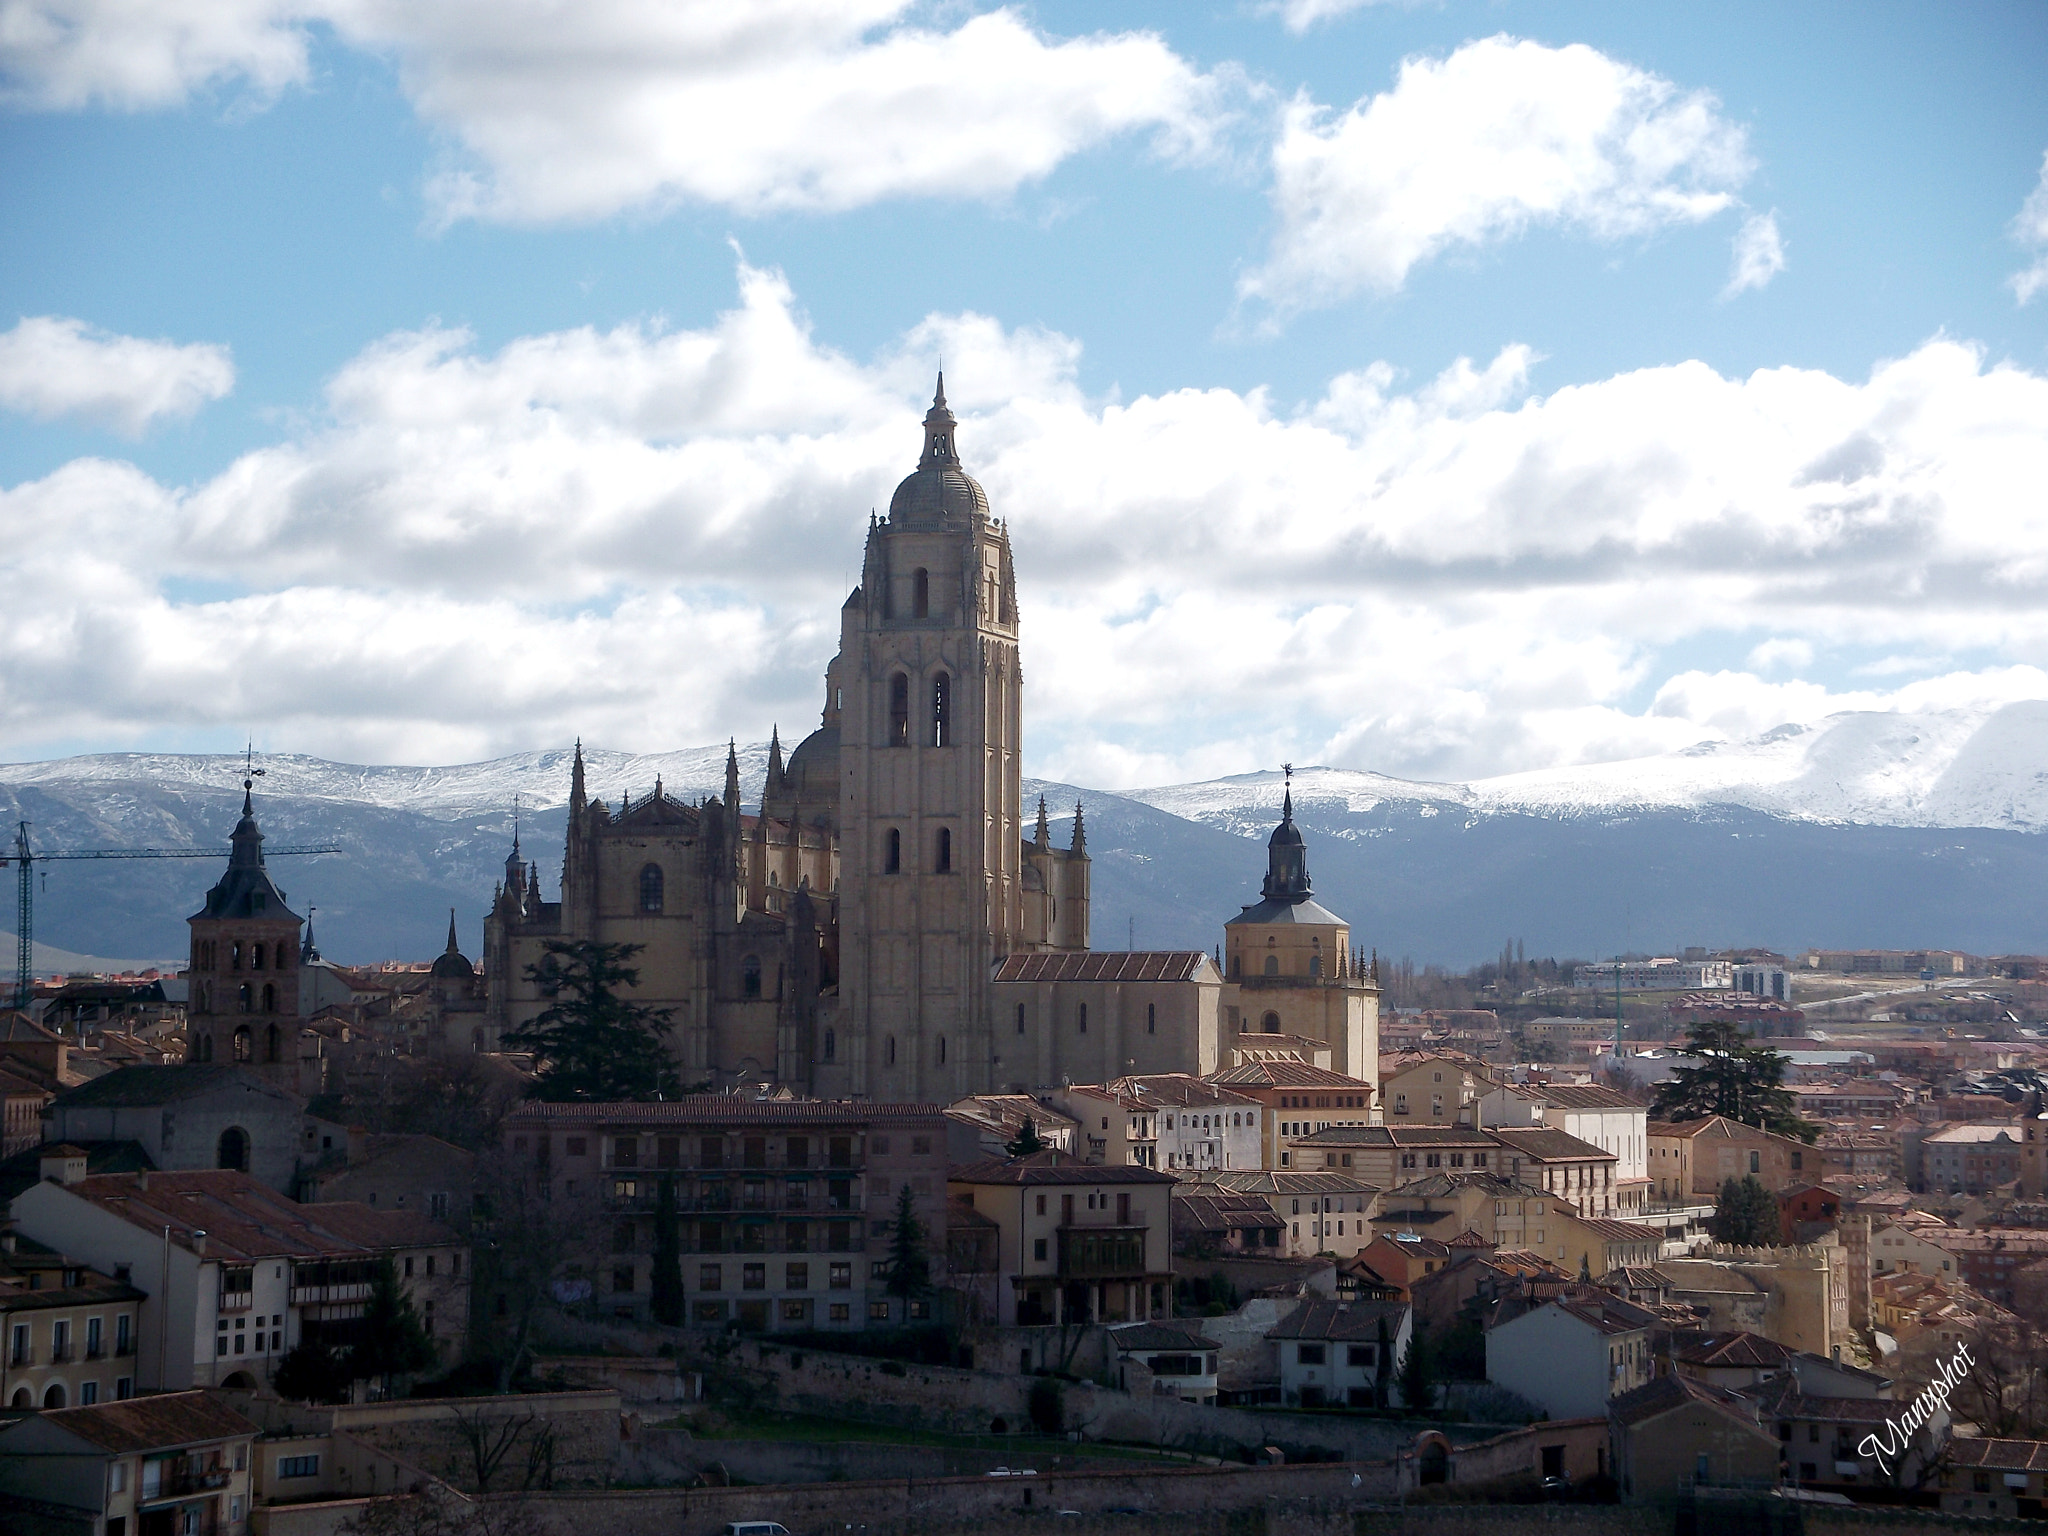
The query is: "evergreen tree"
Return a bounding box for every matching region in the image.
[505,940,679,1102]
[883,1182,931,1300]
[1005,1117,1045,1158]
[649,1172,685,1326]
[1397,1323,1435,1412]
[1650,1019,1818,1141]
[1711,1175,1783,1246]
[1373,1313,1393,1408]
[349,1256,437,1393]
[274,1340,353,1404]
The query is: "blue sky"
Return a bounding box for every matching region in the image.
[2,0,2047,788]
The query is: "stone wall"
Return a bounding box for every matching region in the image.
[669,1335,1503,1463]
[619,1429,1186,1487]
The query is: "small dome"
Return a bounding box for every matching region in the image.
[888,465,988,526]
[431,948,475,980]
[1268,817,1304,849]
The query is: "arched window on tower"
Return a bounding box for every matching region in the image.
[640,863,664,912]
[261,983,276,1014]
[985,571,998,620]
[232,1026,252,1062]
[217,1126,249,1171]
[1147,1003,1156,1035]
[889,672,910,747]
[1310,953,1322,977]
[885,828,902,873]
[913,568,930,619]
[1264,955,1280,976]
[887,1035,897,1066]
[935,827,952,873]
[822,1028,836,1063]
[938,1035,947,1065]
[1262,1011,1281,1034]
[266,1024,281,1063]
[238,983,253,1013]
[251,943,264,972]
[931,672,951,747]
[231,941,243,972]
[1077,1004,1088,1035]
[742,955,762,999]
[1016,1003,1026,1035]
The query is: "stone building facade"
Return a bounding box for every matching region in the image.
[483,384,1093,1098]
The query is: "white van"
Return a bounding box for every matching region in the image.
[722,1524,791,1536]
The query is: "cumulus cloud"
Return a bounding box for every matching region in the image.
[0,316,233,433]
[0,0,310,109]
[1240,35,1752,312]
[1724,209,1785,297]
[2,0,1232,222]
[4,262,2048,784]
[1264,0,1404,34]
[2012,149,2048,304]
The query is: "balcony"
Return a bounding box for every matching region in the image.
[85,1343,106,1361]
[291,1282,372,1305]
[218,1291,254,1312]
[142,1469,230,1503]
[116,1339,136,1357]
[48,1342,75,1363]
[8,1346,30,1367]
[1056,1226,1150,1280]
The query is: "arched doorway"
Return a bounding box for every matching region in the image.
[218,1126,250,1172]
[221,1371,257,1389]
[42,1382,65,1409]
[9,1387,28,1407]
[1415,1432,1451,1486]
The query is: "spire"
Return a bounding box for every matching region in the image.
[1260,764,1311,904]
[1035,796,1050,852]
[526,862,541,908]
[301,907,320,965]
[569,740,586,817]
[766,726,785,796]
[1070,799,1086,856]
[724,738,741,809]
[918,372,960,470]
[445,908,460,955]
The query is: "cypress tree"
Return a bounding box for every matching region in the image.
[883,1182,931,1300]
[650,1172,685,1326]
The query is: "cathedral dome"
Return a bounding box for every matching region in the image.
[888,465,988,526]
[888,373,987,527]
[785,724,840,805]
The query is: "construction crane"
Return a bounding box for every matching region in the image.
[2,760,342,1009]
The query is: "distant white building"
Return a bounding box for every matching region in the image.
[1269,1299,1414,1408]
[1734,963,1793,1002]
[1485,1295,1654,1421]
[1576,960,1733,992]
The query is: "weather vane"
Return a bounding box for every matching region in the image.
[241,740,265,793]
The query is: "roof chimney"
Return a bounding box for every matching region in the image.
[190,1229,207,1258]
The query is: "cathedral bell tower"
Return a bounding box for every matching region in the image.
[185,774,304,1089]
[835,377,1039,1100]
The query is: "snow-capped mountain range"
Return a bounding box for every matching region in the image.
[1133,703,2048,837]
[1,703,2043,968]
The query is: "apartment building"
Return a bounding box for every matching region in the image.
[1202,1059,1376,1168]
[1647,1116,1817,1200]
[1378,1054,1490,1126]
[0,1390,259,1536]
[498,1097,950,1331]
[1,1219,144,1410]
[10,1163,466,1390]
[948,1154,1175,1331]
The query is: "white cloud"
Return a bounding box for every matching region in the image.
[5,263,2048,786]
[1240,35,1752,312]
[0,0,310,109]
[2,0,1233,222]
[0,316,233,433]
[1264,0,1405,35]
[1724,209,1785,297]
[2011,149,2048,304]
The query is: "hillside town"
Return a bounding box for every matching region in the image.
[8,772,2048,1531]
[7,400,2048,1536]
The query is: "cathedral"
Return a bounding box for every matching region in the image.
[479,381,1379,1099]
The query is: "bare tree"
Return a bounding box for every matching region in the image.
[338,1491,541,1536]
[447,1405,542,1494]
[470,1157,604,1392]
